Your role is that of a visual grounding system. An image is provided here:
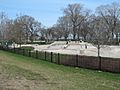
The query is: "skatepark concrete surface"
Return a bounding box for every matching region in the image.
[20,41,120,58]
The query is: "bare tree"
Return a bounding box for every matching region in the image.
[90,16,110,57]
[64,3,85,40]
[15,15,41,42]
[96,2,120,42]
[40,27,53,42]
[5,20,15,41]
[50,25,63,40]
[0,12,9,41]
[56,16,71,40]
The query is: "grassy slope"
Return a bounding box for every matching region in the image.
[0,50,120,90]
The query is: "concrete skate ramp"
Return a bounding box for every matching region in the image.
[23,41,120,58]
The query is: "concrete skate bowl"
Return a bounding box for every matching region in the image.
[41,41,97,56]
[47,43,66,50]
[44,42,79,51]
[32,41,120,58]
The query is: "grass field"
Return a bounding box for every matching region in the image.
[0,50,120,90]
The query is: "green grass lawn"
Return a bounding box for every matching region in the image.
[0,50,120,90]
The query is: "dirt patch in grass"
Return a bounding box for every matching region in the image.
[0,64,59,90]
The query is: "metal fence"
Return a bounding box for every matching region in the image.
[0,46,120,73]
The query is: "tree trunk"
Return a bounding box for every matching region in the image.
[112,31,114,40]
[73,26,76,40]
[64,36,67,41]
[97,41,100,57]
[77,31,80,40]
[30,34,34,42]
[73,30,76,40]
[83,35,87,41]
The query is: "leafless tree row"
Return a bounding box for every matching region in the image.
[0,2,120,45]
[42,2,120,45]
[0,13,41,44]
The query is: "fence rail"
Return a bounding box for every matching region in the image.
[0,46,120,73]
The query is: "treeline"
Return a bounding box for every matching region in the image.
[0,2,120,45]
[0,14,41,44]
[42,2,120,45]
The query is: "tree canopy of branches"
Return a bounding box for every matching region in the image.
[0,12,9,41]
[63,3,90,40]
[96,2,120,41]
[0,14,42,44]
[0,2,120,46]
[15,15,41,42]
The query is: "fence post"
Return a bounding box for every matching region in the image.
[14,47,15,53]
[29,50,31,57]
[58,53,60,64]
[0,46,3,50]
[99,56,101,70]
[6,46,8,51]
[119,60,120,72]
[76,54,78,67]
[23,49,25,55]
[0,46,1,50]
[9,47,12,52]
[16,48,18,54]
[45,51,46,60]
[51,52,53,62]
[36,50,38,59]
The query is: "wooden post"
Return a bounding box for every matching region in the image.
[29,50,31,57]
[36,50,38,59]
[76,55,78,67]
[14,47,15,53]
[58,53,60,64]
[99,56,101,70]
[51,52,53,62]
[23,49,25,55]
[45,51,46,60]
[0,46,1,50]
